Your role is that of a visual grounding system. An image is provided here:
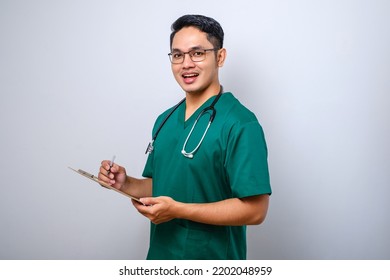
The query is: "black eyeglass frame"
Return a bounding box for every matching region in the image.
[168,48,219,64]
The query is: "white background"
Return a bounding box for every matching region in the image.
[0,0,389,259]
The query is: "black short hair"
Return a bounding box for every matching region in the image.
[170,15,224,50]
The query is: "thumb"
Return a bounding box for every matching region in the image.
[140,197,157,206]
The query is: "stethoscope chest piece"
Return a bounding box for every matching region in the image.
[181,150,194,158]
[145,140,154,154]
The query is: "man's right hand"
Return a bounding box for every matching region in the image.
[98,160,127,190]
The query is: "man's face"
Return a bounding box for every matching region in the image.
[170,26,224,95]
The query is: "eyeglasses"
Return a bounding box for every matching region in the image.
[168,48,219,64]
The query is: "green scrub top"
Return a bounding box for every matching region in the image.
[142,92,271,260]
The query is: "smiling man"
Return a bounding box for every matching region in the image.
[98,14,272,260]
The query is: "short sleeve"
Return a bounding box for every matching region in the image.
[225,121,272,198]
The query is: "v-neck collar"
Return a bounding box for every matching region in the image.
[178,94,221,128]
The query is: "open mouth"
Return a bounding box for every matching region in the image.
[182,73,199,78]
[182,73,199,84]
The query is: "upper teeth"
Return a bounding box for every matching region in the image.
[184,74,198,77]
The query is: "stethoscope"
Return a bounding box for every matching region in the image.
[145,86,223,159]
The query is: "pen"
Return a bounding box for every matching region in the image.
[108,155,116,174]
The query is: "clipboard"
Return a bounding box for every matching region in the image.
[68,167,142,203]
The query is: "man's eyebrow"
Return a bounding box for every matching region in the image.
[171,46,204,52]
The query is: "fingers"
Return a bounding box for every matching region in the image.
[98,160,118,184]
[132,197,175,224]
[132,200,157,223]
[98,161,110,179]
[102,159,113,172]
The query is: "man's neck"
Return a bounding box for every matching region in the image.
[184,84,221,120]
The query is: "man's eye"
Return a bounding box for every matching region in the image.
[192,51,205,57]
[172,53,183,59]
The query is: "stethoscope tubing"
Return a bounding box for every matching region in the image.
[146,86,223,157]
[181,107,215,158]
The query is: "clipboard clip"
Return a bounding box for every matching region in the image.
[69,167,109,189]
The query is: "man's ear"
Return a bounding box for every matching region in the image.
[217,48,227,67]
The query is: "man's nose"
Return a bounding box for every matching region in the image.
[182,53,195,67]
